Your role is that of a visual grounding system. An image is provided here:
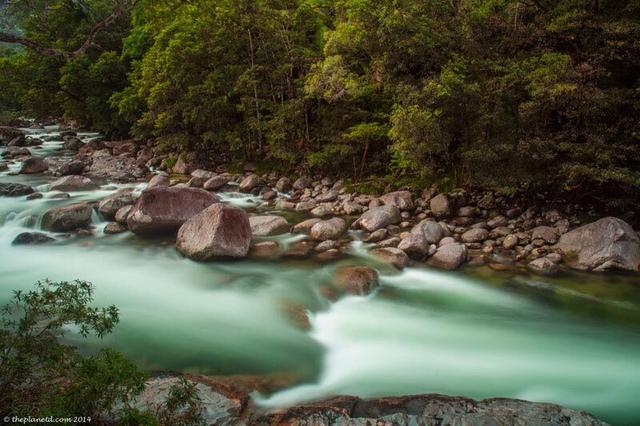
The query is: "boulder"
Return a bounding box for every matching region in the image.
[191,169,216,180]
[12,232,55,245]
[333,266,379,296]
[292,176,311,190]
[127,187,219,235]
[292,218,321,234]
[0,183,34,197]
[98,188,136,219]
[275,177,292,192]
[528,257,559,275]
[398,234,429,259]
[357,205,401,232]
[487,215,508,229]
[461,228,489,243]
[84,150,146,181]
[430,243,467,270]
[250,241,281,259]
[63,136,83,151]
[316,190,338,203]
[172,155,195,175]
[503,234,519,249]
[310,217,347,241]
[115,205,133,224]
[42,203,93,232]
[249,215,290,236]
[412,220,444,244]
[20,156,48,174]
[239,174,261,192]
[104,222,128,235]
[176,204,251,260]
[430,194,450,218]
[555,217,640,272]
[57,160,86,176]
[370,247,410,269]
[295,200,317,212]
[147,174,170,189]
[204,175,229,191]
[531,226,559,244]
[49,175,98,192]
[379,190,414,211]
[310,205,333,217]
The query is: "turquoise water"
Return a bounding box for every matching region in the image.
[1,128,639,425]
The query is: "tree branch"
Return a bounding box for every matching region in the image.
[0,0,138,61]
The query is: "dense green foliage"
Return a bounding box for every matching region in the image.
[0,280,204,425]
[2,0,640,206]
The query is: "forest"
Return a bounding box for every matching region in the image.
[2,0,640,208]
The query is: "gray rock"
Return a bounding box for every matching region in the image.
[412,220,444,244]
[57,160,85,176]
[430,243,467,270]
[379,190,414,211]
[191,169,215,180]
[503,234,519,249]
[398,234,429,259]
[0,182,34,197]
[310,217,347,241]
[370,247,410,269]
[342,200,364,215]
[239,174,261,192]
[115,205,133,224]
[292,176,311,190]
[357,205,401,232]
[292,218,322,234]
[20,156,48,174]
[98,188,136,219]
[104,222,127,235]
[249,215,290,236]
[203,175,229,191]
[147,174,170,189]
[275,177,292,192]
[295,200,317,212]
[177,204,251,260]
[311,204,334,217]
[532,226,559,244]
[461,228,489,243]
[42,203,93,232]
[12,232,55,245]
[430,194,450,218]
[556,217,640,272]
[487,215,508,228]
[49,175,98,192]
[315,190,338,202]
[528,257,559,275]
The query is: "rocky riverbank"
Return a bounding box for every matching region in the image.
[3,125,638,280]
[132,374,608,425]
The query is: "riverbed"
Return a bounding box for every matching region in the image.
[1,127,639,425]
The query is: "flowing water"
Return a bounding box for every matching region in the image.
[1,127,639,425]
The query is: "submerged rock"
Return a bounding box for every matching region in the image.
[333,265,379,295]
[127,187,219,235]
[370,247,410,269]
[177,204,251,260]
[12,232,55,245]
[42,203,93,232]
[556,217,640,272]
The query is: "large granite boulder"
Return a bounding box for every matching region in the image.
[20,156,48,174]
[310,217,347,241]
[249,215,290,236]
[127,187,219,235]
[357,205,401,232]
[556,217,640,272]
[0,183,34,197]
[176,204,251,260]
[42,203,93,232]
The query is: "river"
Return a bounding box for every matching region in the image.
[1,127,639,425]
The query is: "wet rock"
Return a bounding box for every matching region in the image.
[12,232,55,245]
[430,194,450,218]
[98,188,136,219]
[342,200,364,215]
[316,190,338,203]
[458,206,477,217]
[275,177,292,192]
[104,222,127,235]
[115,205,133,224]
[333,266,379,295]
[85,150,146,181]
[292,218,322,234]
[379,190,414,211]
[249,215,290,236]
[430,243,467,270]
[187,176,206,187]
[314,240,338,252]
[370,247,410,269]
[128,187,219,235]
[260,188,277,201]
[177,204,251,260]
[0,182,34,197]
[364,228,388,243]
[191,169,216,180]
[62,136,83,151]
[357,205,401,232]
[250,241,280,259]
[239,174,261,192]
[556,217,640,272]
[26,192,43,200]
[503,234,519,249]
[20,156,48,174]
[42,203,93,232]
[49,175,98,192]
[283,240,314,258]
[204,175,229,191]
[172,155,195,175]
[376,237,401,248]
[310,217,347,241]
[528,257,559,275]
[531,226,559,244]
[147,174,170,189]
[461,228,489,243]
[487,215,508,229]
[310,204,333,217]
[57,160,86,176]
